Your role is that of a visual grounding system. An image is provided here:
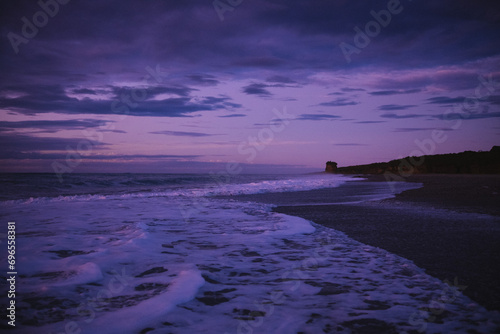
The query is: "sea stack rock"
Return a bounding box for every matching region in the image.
[325,161,338,173]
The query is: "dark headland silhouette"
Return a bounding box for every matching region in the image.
[326,146,500,175]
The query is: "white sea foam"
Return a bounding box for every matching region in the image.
[1,174,499,333]
[52,262,104,287]
[85,269,205,334]
[264,213,316,236]
[1,174,358,205]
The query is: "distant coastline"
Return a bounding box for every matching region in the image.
[326,146,500,175]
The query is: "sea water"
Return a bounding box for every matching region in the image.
[0,173,499,333]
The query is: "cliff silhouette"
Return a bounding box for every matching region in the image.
[328,146,500,175]
[325,161,338,173]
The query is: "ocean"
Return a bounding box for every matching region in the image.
[0,173,498,333]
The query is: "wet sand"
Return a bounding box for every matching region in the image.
[272,174,500,311]
[224,174,500,311]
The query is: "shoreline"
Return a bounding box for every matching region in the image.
[353,173,500,216]
[273,174,500,311]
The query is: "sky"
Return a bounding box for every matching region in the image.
[0,0,499,174]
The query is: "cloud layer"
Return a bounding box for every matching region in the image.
[0,0,499,172]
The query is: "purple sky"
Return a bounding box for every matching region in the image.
[1,0,499,174]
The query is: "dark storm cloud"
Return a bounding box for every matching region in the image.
[369,89,422,96]
[0,84,74,111]
[2,0,500,79]
[0,84,240,117]
[378,104,416,111]
[354,121,386,124]
[139,86,196,98]
[380,113,427,119]
[241,80,299,98]
[266,76,297,84]
[0,94,201,117]
[371,70,488,92]
[186,74,220,86]
[296,114,341,121]
[107,84,196,100]
[318,98,358,107]
[393,127,454,133]
[432,112,500,120]
[0,119,110,133]
[487,95,500,105]
[1,0,499,99]
[256,0,500,68]
[0,133,106,158]
[427,96,467,104]
[199,96,235,106]
[341,88,365,92]
[0,151,201,160]
[101,129,127,134]
[149,131,217,137]
[71,88,98,95]
[242,83,272,97]
[218,114,246,118]
[197,96,242,109]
